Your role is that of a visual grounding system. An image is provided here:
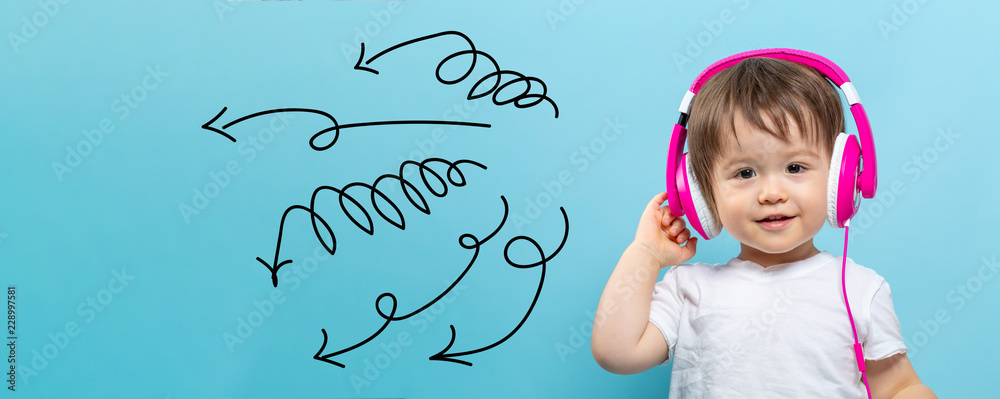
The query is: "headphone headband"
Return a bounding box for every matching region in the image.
[691,49,849,94]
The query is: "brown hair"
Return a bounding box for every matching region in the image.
[687,57,845,217]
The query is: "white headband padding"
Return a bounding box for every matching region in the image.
[679,91,696,114]
[840,82,861,105]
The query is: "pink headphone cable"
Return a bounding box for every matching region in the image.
[841,219,872,398]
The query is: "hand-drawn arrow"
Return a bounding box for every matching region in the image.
[429,206,569,366]
[256,204,336,288]
[314,293,397,368]
[257,158,488,288]
[353,31,475,75]
[202,106,490,150]
[201,107,335,142]
[313,196,510,368]
[352,30,559,118]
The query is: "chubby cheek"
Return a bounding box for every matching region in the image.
[712,188,749,229]
[783,201,827,239]
[804,199,829,231]
[799,181,829,219]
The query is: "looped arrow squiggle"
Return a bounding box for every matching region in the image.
[313,196,570,367]
[354,31,559,118]
[257,158,487,287]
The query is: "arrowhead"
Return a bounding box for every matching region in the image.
[202,107,236,142]
[314,355,346,368]
[313,328,347,368]
[428,352,472,367]
[428,325,473,366]
[353,43,379,75]
[256,257,292,287]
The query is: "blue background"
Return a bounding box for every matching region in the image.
[2,0,998,397]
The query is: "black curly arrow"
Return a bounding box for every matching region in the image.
[313,196,510,368]
[430,206,569,366]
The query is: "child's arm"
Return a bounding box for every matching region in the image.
[591,191,697,374]
[866,353,937,398]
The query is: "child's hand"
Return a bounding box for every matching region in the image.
[632,191,698,268]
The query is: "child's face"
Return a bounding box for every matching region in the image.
[711,113,830,261]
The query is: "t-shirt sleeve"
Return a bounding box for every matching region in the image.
[648,266,683,364]
[864,278,909,360]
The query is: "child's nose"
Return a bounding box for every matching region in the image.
[757,175,788,204]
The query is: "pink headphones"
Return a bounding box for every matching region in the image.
[665,48,878,240]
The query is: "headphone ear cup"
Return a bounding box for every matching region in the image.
[827,133,862,228]
[677,154,722,240]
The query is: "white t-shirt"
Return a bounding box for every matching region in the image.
[648,250,908,398]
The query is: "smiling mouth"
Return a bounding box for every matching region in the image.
[757,215,794,223]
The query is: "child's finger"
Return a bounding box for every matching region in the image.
[676,229,691,244]
[682,237,698,260]
[667,217,685,235]
[647,191,670,211]
[661,211,676,227]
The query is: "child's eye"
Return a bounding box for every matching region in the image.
[736,169,755,179]
[787,164,804,174]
